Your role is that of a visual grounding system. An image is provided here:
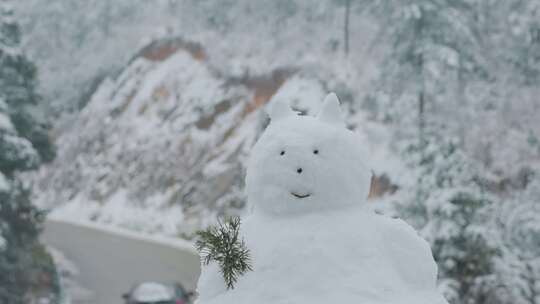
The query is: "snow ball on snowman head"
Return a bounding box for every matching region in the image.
[246,93,372,216]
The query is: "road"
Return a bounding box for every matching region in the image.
[42,220,201,304]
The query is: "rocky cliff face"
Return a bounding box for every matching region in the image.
[32,39,335,236]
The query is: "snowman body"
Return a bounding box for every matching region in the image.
[195,94,449,304]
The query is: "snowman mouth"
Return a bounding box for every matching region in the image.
[291,192,311,199]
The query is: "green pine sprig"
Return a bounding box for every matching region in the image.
[195,217,252,290]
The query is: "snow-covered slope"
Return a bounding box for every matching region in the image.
[33,49,257,235]
[30,2,396,237]
[34,42,384,236]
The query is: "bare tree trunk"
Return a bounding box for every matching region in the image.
[457,54,467,147]
[415,51,426,207]
[415,17,426,206]
[102,0,112,39]
[344,0,351,56]
[414,14,427,153]
[418,61,425,151]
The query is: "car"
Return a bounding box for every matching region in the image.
[122,282,194,304]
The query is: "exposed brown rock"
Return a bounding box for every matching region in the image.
[134,37,208,62]
[368,173,399,200]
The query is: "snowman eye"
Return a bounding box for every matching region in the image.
[313,149,319,155]
[280,150,285,156]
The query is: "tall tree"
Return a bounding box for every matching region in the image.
[368,1,500,303]
[0,0,54,302]
[333,0,365,56]
[495,172,540,304]
[343,0,351,55]
[0,0,54,162]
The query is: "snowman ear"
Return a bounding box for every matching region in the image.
[267,99,294,122]
[317,92,344,126]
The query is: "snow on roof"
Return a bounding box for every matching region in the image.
[132,282,174,302]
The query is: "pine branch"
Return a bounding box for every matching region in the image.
[195,217,252,289]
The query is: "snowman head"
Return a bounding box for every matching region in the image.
[246,93,372,216]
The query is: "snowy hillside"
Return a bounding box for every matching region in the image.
[18,1,381,114]
[33,46,256,236]
[26,0,402,238]
[31,33,393,237]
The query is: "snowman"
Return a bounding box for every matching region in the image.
[195,93,449,304]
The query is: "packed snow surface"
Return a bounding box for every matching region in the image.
[246,92,371,216]
[132,282,173,302]
[195,94,448,304]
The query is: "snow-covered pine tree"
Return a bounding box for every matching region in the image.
[405,138,500,304]
[0,0,54,163]
[494,170,540,304]
[0,178,45,303]
[499,0,540,86]
[0,0,55,302]
[367,1,500,303]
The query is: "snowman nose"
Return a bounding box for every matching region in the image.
[297,168,303,174]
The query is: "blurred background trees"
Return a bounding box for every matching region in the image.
[367,1,540,303]
[0,0,55,302]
